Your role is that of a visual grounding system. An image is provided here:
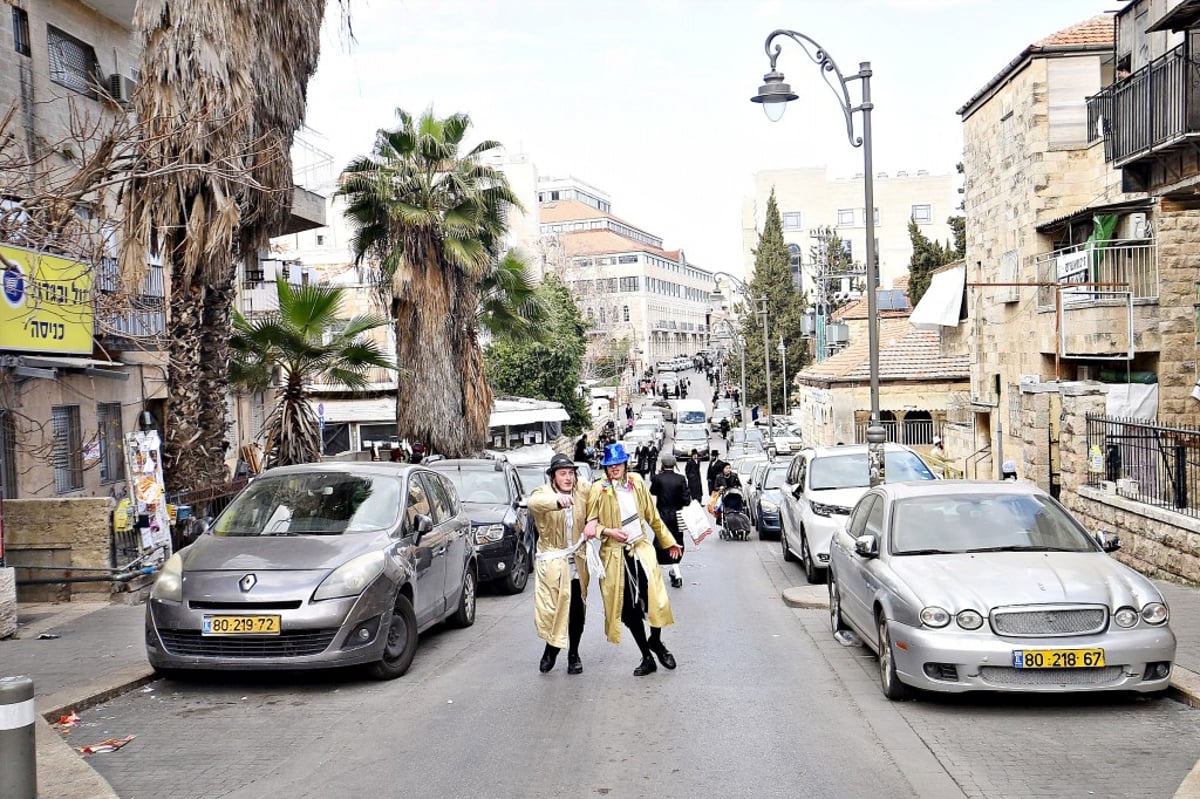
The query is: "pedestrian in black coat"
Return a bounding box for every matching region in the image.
[650,455,691,587]
[706,451,728,494]
[685,450,703,503]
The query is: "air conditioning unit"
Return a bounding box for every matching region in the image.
[1126,212,1151,239]
[105,73,138,106]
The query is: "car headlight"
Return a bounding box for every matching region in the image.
[810,501,849,518]
[313,550,385,601]
[474,523,506,544]
[955,609,984,630]
[1114,607,1139,628]
[150,553,183,602]
[920,606,951,628]
[760,500,778,513]
[1141,602,1169,626]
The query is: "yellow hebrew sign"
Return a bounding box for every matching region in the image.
[0,244,93,355]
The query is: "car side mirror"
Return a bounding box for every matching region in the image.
[1095,531,1121,553]
[179,516,210,548]
[411,513,434,541]
[854,535,879,559]
[791,485,802,500]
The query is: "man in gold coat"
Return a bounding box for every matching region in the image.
[585,442,682,676]
[528,454,592,674]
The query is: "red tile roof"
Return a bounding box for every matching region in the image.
[833,287,912,321]
[1035,15,1114,47]
[797,319,969,383]
[559,229,676,260]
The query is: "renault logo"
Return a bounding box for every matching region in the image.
[239,574,257,592]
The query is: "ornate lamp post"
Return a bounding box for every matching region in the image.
[711,318,748,433]
[712,272,772,438]
[751,29,885,485]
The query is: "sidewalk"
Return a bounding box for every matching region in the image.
[2,601,154,799]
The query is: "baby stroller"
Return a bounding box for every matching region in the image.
[719,487,752,541]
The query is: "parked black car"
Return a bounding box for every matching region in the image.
[428,459,534,594]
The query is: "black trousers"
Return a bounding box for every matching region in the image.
[568,578,585,655]
[620,551,661,656]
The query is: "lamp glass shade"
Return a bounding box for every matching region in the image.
[762,100,787,122]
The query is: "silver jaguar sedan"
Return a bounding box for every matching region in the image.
[145,462,478,680]
[828,480,1176,699]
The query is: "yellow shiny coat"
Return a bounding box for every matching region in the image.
[528,483,591,648]
[585,474,678,644]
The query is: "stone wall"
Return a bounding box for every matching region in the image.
[1149,207,1200,429]
[4,498,115,601]
[1058,381,1200,584]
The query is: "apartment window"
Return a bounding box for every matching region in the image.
[0,410,16,500]
[782,212,801,229]
[862,208,880,225]
[837,208,855,226]
[618,255,638,264]
[911,204,932,223]
[315,234,325,246]
[47,26,99,96]
[623,306,630,322]
[51,405,84,493]
[619,276,639,292]
[599,307,607,323]
[841,240,853,260]
[97,402,124,484]
[12,7,30,56]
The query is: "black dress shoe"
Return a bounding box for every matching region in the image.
[567,655,583,675]
[670,575,683,588]
[651,642,677,670]
[539,650,558,673]
[633,656,657,676]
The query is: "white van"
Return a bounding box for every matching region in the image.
[672,399,707,428]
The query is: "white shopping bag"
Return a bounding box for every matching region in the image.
[680,501,713,545]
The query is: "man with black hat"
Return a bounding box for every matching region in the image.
[584,442,681,676]
[650,454,690,588]
[528,454,594,675]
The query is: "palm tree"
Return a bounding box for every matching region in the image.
[477,250,549,341]
[230,280,395,467]
[118,1,336,490]
[339,108,521,457]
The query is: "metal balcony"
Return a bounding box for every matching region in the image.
[1087,43,1200,168]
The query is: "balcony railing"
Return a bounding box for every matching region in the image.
[1087,43,1198,166]
[95,257,166,340]
[1033,239,1158,308]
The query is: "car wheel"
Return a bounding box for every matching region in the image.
[828,573,848,634]
[369,595,418,680]
[781,526,796,562]
[450,568,477,628]
[878,616,911,701]
[801,534,825,585]
[503,545,531,594]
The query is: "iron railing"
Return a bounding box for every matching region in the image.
[1086,43,1197,166]
[1033,240,1158,308]
[1085,414,1200,519]
[95,258,166,339]
[855,419,939,446]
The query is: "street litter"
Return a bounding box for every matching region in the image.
[833,630,862,647]
[52,712,79,732]
[77,735,136,755]
[37,632,61,640]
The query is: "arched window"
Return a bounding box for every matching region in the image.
[599,307,607,323]
[788,243,803,292]
[623,305,630,322]
[585,307,594,321]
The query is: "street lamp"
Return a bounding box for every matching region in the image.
[778,335,788,416]
[712,271,772,437]
[751,29,885,486]
[711,318,748,433]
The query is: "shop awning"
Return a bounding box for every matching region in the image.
[489,400,570,427]
[909,265,966,329]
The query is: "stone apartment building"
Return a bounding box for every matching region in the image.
[740,167,957,295]
[538,176,715,372]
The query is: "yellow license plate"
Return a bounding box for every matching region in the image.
[202,615,281,636]
[1012,648,1105,669]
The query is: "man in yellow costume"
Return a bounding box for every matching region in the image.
[528,454,592,674]
[585,442,682,676]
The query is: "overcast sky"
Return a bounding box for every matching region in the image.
[303,0,1114,273]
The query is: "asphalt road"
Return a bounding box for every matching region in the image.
[72,368,1200,799]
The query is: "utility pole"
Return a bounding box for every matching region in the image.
[779,334,788,416]
[759,296,773,441]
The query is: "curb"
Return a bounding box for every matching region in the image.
[781,585,829,610]
[37,663,158,721]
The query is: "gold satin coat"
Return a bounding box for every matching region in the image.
[585,473,678,644]
[528,483,591,648]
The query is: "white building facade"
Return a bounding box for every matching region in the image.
[741,167,958,293]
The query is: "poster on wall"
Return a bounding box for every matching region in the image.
[124,430,172,560]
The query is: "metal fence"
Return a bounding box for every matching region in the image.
[854,418,938,446]
[1085,414,1200,519]
[163,479,250,547]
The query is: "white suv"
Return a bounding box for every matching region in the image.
[778,443,936,584]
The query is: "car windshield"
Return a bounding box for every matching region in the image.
[890,493,1097,555]
[809,451,935,490]
[212,472,402,536]
[517,467,547,491]
[437,469,511,504]
[716,399,736,411]
[762,464,789,489]
[732,429,764,445]
[633,423,659,433]
[679,410,705,425]
[677,427,706,440]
